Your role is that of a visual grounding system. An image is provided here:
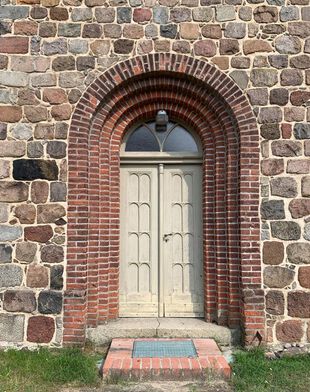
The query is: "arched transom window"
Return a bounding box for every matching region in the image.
[121,114,202,161]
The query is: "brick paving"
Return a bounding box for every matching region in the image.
[101,338,231,381]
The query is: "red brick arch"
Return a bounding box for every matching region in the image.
[65,54,264,346]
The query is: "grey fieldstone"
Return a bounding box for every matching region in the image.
[229,70,249,89]
[0,90,11,104]
[224,22,246,38]
[247,88,268,106]
[153,6,169,24]
[0,204,8,223]
[303,223,310,241]
[0,6,28,20]
[259,107,282,123]
[275,36,301,54]
[280,6,299,22]
[0,264,23,287]
[0,244,12,263]
[271,221,301,240]
[264,266,295,288]
[294,123,310,139]
[71,7,92,21]
[59,71,84,88]
[260,124,281,140]
[117,7,132,23]
[216,6,235,22]
[0,160,10,179]
[11,123,32,140]
[59,23,81,37]
[145,24,158,38]
[287,243,310,264]
[16,242,37,263]
[27,142,44,158]
[0,226,22,241]
[270,88,289,105]
[50,182,67,202]
[0,71,28,88]
[95,8,115,23]
[160,24,177,39]
[68,39,88,54]
[0,314,24,342]
[269,55,288,69]
[170,8,191,22]
[0,141,25,157]
[261,200,285,220]
[37,204,66,224]
[50,265,64,290]
[192,7,213,22]
[270,177,298,198]
[47,141,67,158]
[42,39,68,55]
[38,291,63,314]
[281,69,303,86]
[239,6,252,21]
[250,69,278,87]
[302,177,310,197]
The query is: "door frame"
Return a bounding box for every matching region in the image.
[120,159,203,318]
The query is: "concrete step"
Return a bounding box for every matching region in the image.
[87,318,240,347]
[101,338,231,381]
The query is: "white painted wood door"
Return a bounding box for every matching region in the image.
[120,164,203,317]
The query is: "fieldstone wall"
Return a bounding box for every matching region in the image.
[0,0,309,346]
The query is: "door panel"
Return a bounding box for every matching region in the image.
[163,165,204,317]
[120,164,203,317]
[120,166,158,317]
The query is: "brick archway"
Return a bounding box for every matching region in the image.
[65,54,264,346]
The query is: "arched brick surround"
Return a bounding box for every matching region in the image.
[65,53,264,346]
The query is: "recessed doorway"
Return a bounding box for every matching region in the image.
[119,116,203,317]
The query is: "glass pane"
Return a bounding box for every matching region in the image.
[163,126,198,152]
[126,126,160,152]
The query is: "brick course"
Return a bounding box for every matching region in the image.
[0,0,309,348]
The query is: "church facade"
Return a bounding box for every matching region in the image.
[0,0,309,347]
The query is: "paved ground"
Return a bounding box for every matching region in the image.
[62,379,232,392]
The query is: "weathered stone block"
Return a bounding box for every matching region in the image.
[0,182,28,203]
[95,8,115,23]
[58,23,81,37]
[275,36,301,54]
[259,107,282,124]
[38,291,63,314]
[270,177,298,198]
[50,182,67,202]
[243,40,272,55]
[51,265,63,290]
[219,39,239,55]
[117,7,132,23]
[69,39,88,54]
[276,320,303,342]
[0,314,24,342]
[27,316,55,343]
[24,106,48,122]
[216,5,235,22]
[52,56,75,72]
[11,123,32,140]
[269,55,288,69]
[251,69,278,87]
[224,22,246,39]
[261,200,285,220]
[114,39,134,54]
[270,88,289,105]
[280,6,299,22]
[288,291,310,318]
[24,225,53,243]
[0,37,28,54]
[264,266,294,288]
[299,267,310,289]
[31,181,49,204]
[15,204,36,224]
[59,71,84,88]
[0,264,23,287]
[281,69,303,86]
[15,242,37,263]
[30,7,48,19]
[37,204,66,224]
[26,263,48,288]
[247,88,268,106]
[13,159,58,181]
[290,91,310,106]
[266,290,284,315]
[0,204,8,223]
[41,244,64,263]
[288,21,310,38]
[0,107,23,123]
[82,24,102,38]
[194,40,217,57]
[42,39,67,55]
[261,159,284,176]
[0,226,23,242]
[263,241,284,265]
[0,244,12,263]
[294,123,310,139]
[271,221,301,240]
[287,160,310,174]
[3,290,36,312]
[271,141,302,157]
[260,124,280,140]
[71,7,92,21]
[301,176,310,197]
[289,199,310,218]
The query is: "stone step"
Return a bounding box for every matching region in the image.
[101,338,231,381]
[87,318,240,347]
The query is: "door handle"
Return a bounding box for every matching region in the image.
[163,233,173,241]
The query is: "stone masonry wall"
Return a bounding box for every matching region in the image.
[0,0,309,346]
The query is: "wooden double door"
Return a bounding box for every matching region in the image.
[120,164,203,317]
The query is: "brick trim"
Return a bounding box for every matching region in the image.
[65,54,264,346]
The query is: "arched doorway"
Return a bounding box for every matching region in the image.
[120,117,203,317]
[65,54,264,346]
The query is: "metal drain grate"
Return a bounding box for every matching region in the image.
[132,340,197,358]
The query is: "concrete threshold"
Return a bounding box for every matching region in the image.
[86,318,240,347]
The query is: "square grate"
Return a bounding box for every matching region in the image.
[132,340,197,358]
